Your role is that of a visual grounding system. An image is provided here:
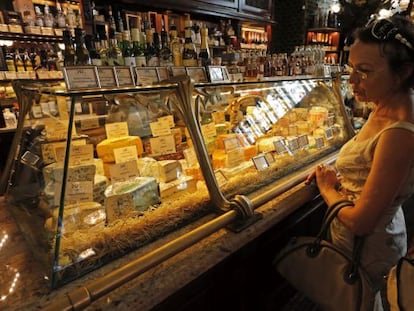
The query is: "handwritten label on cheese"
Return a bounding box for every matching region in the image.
[150,121,171,137]
[223,137,240,153]
[69,144,94,166]
[80,118,100,130]
[201,122,217,139]
[110,160,140,183]
[55,180,93,205]
[105,122,129,139]
[158,115,175,128]
[226,148,244,168]
[149,135,176,156]
[113,145,138,164]
[183,147,198,167]
[52,139,87,164]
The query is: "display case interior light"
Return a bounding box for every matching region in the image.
[242,26,265,33]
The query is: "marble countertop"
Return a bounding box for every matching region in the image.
[0,180,319,311]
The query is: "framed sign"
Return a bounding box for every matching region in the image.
[208,66,230,83]
[252,154,269,171]
[135,67,158,85]
[171,66,186,77]
[97,66,117,88]
[115,66,135,87]
[156,67,170,82]
[63,66,100,90]
[186,67,208,83]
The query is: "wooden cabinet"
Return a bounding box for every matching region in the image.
[306,27,341,63]
[239,0,273,19]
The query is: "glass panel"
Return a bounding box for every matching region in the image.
[245,0,268,10]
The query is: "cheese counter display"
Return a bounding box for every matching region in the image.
[4,75,354,288]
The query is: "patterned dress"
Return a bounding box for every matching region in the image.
[333,121,414,290]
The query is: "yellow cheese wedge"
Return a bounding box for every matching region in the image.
[97,136,144,163]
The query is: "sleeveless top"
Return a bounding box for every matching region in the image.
[332,121,414,289]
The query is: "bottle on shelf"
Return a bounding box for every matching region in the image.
[55,2,67,29]
[34,6,44,27]
[117,10,124,33]
[182,21,198,67]
[63,29,76,66]
[122,30,136,67]
[86,34,102,66]
[198,26,211,68]
[145,29,159,66]
[5,48,16,72]
[98,32,109,66]
[107,29,124,66]
[14,49,25,72]
[66,8,76,30]
[3,108,17,128]
[74,27,91,65]
[108,6,117,36]
[131,28,146,67]
[43,4,54,28]
[169,26,183,66]
[23,49,34,71]
[159,29,173,67]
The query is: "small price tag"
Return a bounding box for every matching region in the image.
[115,66,135,86]
[149,135,176,156]
[223,137,241,153]
[286,137,300,153]
[325,127,334,140]
[183,147,198,167]
[97,66,117,87]
[214,169,228,187]
[252,154,269,171]
[69,144,94,166]
[315,136,325,149]
[201,122,217,140]
[105,122,129,139]
[298,134,309,149]
[80,118,100,130]
[150,120,171,137]
[110,160,140,183]
[158,115,175,128]
[64,180,94,204]
[135,67,158,85]
[63,67,100,90]
[273,138,292,156]
[226,148,244,168]
[113,145,138,164]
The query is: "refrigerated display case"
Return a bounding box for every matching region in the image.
[4,73,354,290]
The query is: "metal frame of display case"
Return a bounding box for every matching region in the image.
[5,74,354,305]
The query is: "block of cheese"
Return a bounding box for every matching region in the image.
[97,136,144,163]
[159,176,197,198]
[243,145,257,161]
[45,201,105,234]
[94,174,108,204]
[212,149,227,169]
[158,160,182,183]
[104,176,160,217]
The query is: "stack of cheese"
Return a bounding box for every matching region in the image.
[96,136,144,178]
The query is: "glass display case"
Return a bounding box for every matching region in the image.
[5,74,354,288]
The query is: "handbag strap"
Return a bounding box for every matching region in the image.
[313,199,365,283]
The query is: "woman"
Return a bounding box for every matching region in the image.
[306,14,414,308]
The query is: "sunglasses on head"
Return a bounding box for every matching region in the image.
[366,17,414,50]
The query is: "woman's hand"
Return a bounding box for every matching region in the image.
[305,164,342,205]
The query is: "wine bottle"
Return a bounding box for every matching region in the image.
[122,30,136,67]
[131,28,146,67]
[198,27,211,68]
[170,27,182,66]
[74,27,91,65]
[86,34,102,66]
[145,29,159,66]
[159,29,173,67]
[182,27,198,67]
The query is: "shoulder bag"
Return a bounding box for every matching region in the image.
[273,200,375,311]
[387,256,414,311]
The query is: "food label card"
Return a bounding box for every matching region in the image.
[105,122,129,139]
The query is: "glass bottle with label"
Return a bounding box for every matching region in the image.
[98,32,109,66]
[34,6,44,27]
[86,34,102,66]
[55,2,66,29]
[159,29,173,67]
[145,29,159,67]
[14,49,25,72]
[198,27,211,68]
[43,4,54,28]
[170,27,182,66]
[122,30,135,67]
[107,30,124,66]
[131,28,146,67]
[63,29,75,66]
[74,27,91,65]
[182,26,198,67]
